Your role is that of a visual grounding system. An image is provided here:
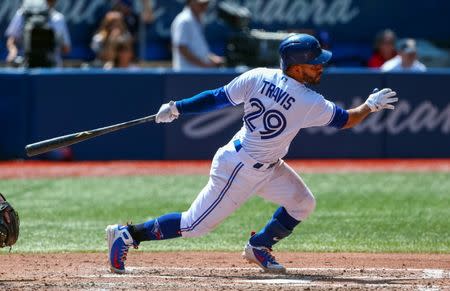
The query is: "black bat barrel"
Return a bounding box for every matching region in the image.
[25,114,156,157]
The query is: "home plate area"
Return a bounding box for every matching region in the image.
[1,253,449,290]
[88,266,449,290]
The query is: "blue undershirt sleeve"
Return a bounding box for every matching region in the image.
[328,105,349,129]
[175,87,233,114]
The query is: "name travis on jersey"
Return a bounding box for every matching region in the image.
[260,80,296,111]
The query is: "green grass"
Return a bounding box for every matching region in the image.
[0,173,449,253]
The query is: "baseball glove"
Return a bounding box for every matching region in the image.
[0,193,20,248]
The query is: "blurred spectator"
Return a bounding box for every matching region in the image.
[110,0,155,61]
[5,0,71,67]
[368,29,397,68]
[140,0,155,23]
[111,0,139,36]
[110,0,155,34]
[104,36,139,69]
[91,11,132,65]
[171,0,224,70]
[381,39,426,72]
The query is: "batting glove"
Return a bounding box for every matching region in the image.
[155,101,180,123]
[365,88,398,112]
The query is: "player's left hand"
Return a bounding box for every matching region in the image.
[156,101,180,123]
[365,88,398,112]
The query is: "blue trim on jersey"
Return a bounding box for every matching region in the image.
[328,104,349,129]
[181,162,244,232]
[224,87,238,106]
[233,139,242,152]
[175,87,232,114]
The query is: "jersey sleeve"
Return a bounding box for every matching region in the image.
[175,87,232,114]
[172,19,191,47]
[302,94,348,128]
[5,11,23,39]
[60,17,71,47]
[223,68,261,106]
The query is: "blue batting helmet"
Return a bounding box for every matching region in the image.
[279,34,332,70]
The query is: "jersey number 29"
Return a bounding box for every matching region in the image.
[243,98,287,139]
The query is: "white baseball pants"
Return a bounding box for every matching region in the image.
[180,140,316,238]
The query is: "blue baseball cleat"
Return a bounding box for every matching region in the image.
[105,224,138,274]
[242,243,286,273]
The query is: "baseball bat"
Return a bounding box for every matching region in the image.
[25,114,157,157]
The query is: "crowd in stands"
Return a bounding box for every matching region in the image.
[4,0,427,72]
[367,29,426,72]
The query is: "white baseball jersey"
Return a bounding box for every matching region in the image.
[181,68,342,238]
[224,68,337,163]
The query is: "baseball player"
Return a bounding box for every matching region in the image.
[106,33,398,274]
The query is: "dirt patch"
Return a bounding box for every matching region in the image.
[1,159,449,179]
[1,252,449,290]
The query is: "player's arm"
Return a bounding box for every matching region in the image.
[342,88,398,129]
[155,87,232,123]
[342,104,371,129]
[307,88,398,130]
[61,17,72,55]
[156,69,258,123]
[178,45,215,68]
[5,10,23,63]
[6,36,18,63]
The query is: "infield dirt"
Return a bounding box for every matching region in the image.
[1,252,449,290]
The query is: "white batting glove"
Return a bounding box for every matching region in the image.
[155,101,180,123]
[365,88,398,112]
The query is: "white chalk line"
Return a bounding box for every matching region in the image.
[80,266,449,287]
[239,278,312,285]
[125,266,449,276]
[423,269,446,279]
[93,266,449,277]
[417,287,442,291]
[73,279,445,290]
[125,266,440,272]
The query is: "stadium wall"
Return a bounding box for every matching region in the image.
[1,68,449,160]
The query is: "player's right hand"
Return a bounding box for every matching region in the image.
[6,49,18,63]
[365,88,398,112]
[155,101,180,123]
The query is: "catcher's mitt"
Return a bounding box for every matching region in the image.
[0,193,20,248]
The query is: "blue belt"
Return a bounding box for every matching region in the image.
[233,140,277,170]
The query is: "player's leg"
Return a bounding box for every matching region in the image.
[252,161,316,246]
[125,160,249,243]
[242,161,316,272]
[106,145,258,273]
[107,208,186,273]
[180,148,264,238]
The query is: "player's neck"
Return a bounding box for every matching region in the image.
[284,70,306,84]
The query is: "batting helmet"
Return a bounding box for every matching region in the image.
[279,34,332,70]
